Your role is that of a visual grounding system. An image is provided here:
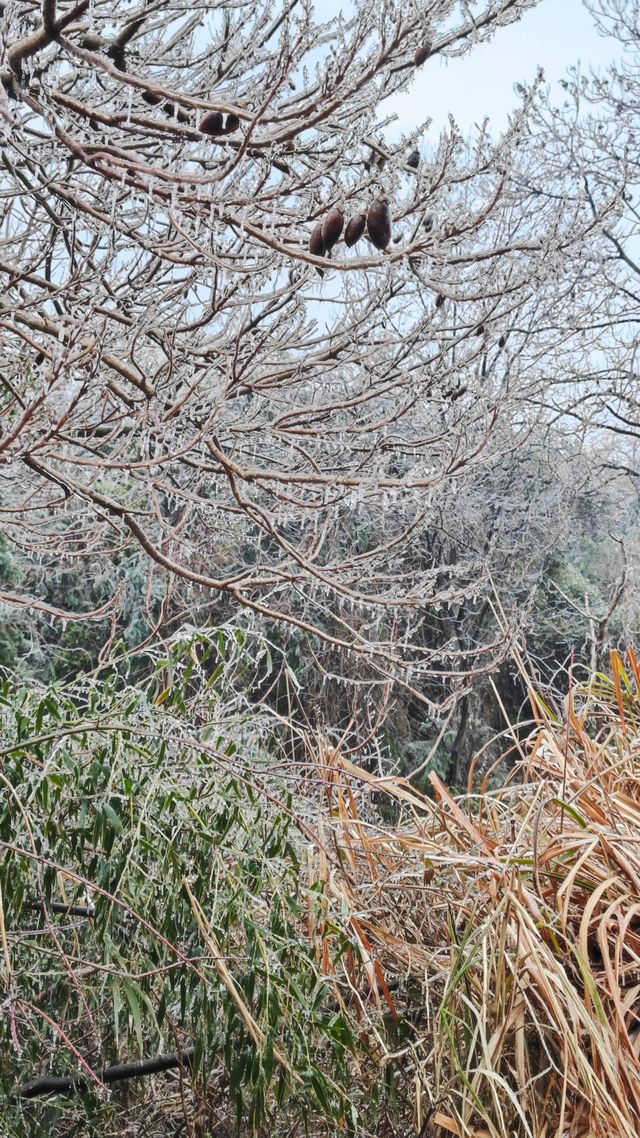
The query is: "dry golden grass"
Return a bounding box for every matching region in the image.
[316,650,640,1138]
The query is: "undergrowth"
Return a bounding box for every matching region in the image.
[2,641,640,1137]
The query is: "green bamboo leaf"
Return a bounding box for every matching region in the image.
[101,802,123,834]
[123,981,144,1054]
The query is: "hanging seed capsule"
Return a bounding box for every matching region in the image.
[2,71,16,99]
[423,211,435,232]
[406,149,420,169]
[475,324,485,336]
[414,42,432,67]
[498,335,507,348]
[309,223,325,277]
[309,223,325,257]
[163,102,189,123]
[107,44,127,72]
[435,293,445,308]
[344,212,366,248]
[367,195,392,250]
[322,208,344,254]
[199,111,224,136]
[223,113,240,133]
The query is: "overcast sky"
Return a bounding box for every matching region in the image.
[384,0,619,139]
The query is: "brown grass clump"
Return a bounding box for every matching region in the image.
[318,650,640,1138]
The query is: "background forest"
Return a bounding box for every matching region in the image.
[1,1,640,1136]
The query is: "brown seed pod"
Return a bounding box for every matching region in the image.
[344,212,366,248]
[435,293,445,308]
[322,208,344,254]
[107,43,127,72]
[223,113,240,133]
[367,195,392,251]
[163,102,190,123]
[142,90,162,107]
[199,111,224,136]
[414,41,432,67]
[423,211,435,232]
[498,335,507,348]
[475,324,485,336]
[406,149,420,169]
[309,223,326,258]
[309,222,325,277]
[2,70,16,100]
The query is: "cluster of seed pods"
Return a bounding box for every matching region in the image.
[200,38,430,273]
[309,196,392,270]
[305,37,433,271]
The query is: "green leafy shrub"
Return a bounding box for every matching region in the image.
[0,644,396,1137]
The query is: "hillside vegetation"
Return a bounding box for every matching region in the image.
[3,648,640,1137]
[2,0,640,1133]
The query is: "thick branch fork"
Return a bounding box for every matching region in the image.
[7,1,91,77]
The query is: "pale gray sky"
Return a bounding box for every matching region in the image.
[383,0,619,138]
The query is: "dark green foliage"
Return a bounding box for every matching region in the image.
[0,653,395,1136]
